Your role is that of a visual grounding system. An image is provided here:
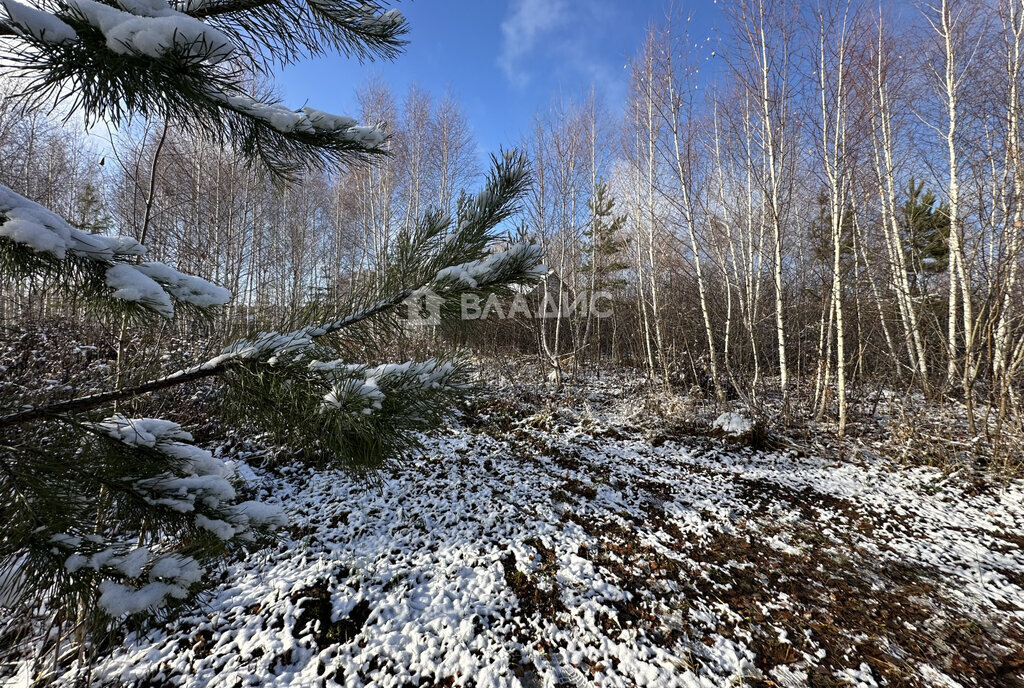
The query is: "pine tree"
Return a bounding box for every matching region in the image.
[583,181,628,292]
[0,0,545,673]
[581,181,627,363]
[72,181,110,233]
[901,178,951,294]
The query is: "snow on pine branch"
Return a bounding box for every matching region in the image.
[97,415,286,533]
[201,243,543,369]
[70,0,235,64]
[207,90,385,146]
[1,184,231,317]
[306,0,404,30]
[194,242,543,371]
[1,0,385,150]
[135,261,232,308]
[42,415,287,618]
[1,0,235,62]
[187,295,399,375]
[0,185,143,260]
[433,240,546,289]
[315,359,466,416]
[0,0,77,43]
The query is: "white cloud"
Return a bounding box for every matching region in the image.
[498,0,568,87]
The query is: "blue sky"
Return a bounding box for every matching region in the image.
[279,0,724,159]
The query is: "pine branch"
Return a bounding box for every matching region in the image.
[188,0,408,66]
[2,4,390,180]
[0,288,413,428]
[187,0,279,18]
[1,184,231,320]
[1,149,541,433]
[2,415,285,627]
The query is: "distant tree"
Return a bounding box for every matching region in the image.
[901,179,951,293]
[583,181,628,292]
[72,180,109,232]
[580,181,626,363]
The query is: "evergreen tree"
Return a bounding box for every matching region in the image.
[72,181,109,233]
[0,0,544,672]
[580,181,626,362]
[808,192,855,272]
[901,178,950,294]
[583,181,628,292]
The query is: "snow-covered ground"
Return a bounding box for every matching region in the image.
[16,382,1024,687]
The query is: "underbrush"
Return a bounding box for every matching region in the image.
[4,320,1022,478]
[471,359,1024,478]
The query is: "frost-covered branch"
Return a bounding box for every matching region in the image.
[187,0,407,65]
[0,183,231,319]
[0,288,411,429]
[2,415,285,624]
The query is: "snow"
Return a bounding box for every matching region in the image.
[207,90,385,146]
[26,383,1021,687]
[434,241,546,289]
[713,411,752,436]
[70,231,147,260]
[0,0,77,44]
[3,367,1019,687]
[3,0,235,62]
[319,359,462,415]
[114,547,151,578]
[839,662,880,687]
[105,263,175,318]
[198,299,401,372]
[98,580,187,617]
[212,328,316,368]
[66,0,234,64]
[323,376,385,414]
[46,416,286,620]
[227,500,290,529]
[135,261,231,308]
[98,415,193,447]
[97,414,283,525]
[0,184,78,257]
[195,514,237,540]
[301,106,357,132]
[1,184,229,317]
[148,555,204,584]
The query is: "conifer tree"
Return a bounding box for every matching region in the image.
[583,181,628,293]
[72,181,110,233]
[902,178,951,294]
[581,181,626,363]
[0,0,545,672]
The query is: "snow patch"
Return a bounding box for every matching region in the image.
[0,0,77,44]
[66,0,235,64]
[714,411,752,436]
